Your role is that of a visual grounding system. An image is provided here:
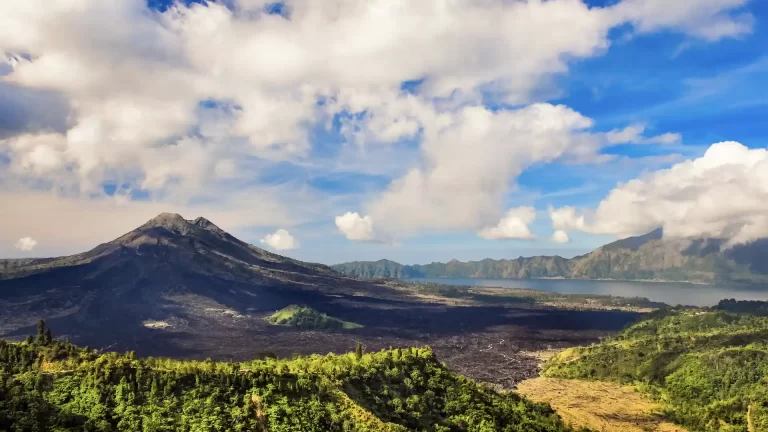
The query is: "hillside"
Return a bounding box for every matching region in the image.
[333,229,768,284]
[541,300,768,431]
[0,322,582,432]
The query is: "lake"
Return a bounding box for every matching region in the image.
[409,278,768,307]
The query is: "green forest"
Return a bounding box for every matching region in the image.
[0,322,582,432]
[542,299,768,431]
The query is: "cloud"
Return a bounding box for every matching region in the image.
[0,0,721,192]
[478,207,536,240]
[609,0,754,41]
[0,82,70,139]
[14,237,37,251]
[550,141,768,245]
[335,212,376,241]
[605,123,682,145]
[0,0,749,250]
[551,230,570,244]
[365,103,614,237]
[260,228,299,251]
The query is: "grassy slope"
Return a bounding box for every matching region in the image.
[0,328,584,432]
[540,301,768,431]
[518,378,685,432]
[268,304,363,330]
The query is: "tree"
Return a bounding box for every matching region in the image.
[36,320,46,345]
[355,342,364,360]
[43,328,53,345]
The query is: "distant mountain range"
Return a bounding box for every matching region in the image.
[333,229,768,284]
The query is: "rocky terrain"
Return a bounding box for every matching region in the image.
[0,213,639,388]
[334,229,768,284]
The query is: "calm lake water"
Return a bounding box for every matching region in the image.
[409,278,768,307]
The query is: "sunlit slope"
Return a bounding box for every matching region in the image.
[542,300,768,431]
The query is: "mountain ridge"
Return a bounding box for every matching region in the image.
[1,212,337,280]
[333,229,768,284]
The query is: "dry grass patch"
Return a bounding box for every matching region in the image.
[517,378,686,432]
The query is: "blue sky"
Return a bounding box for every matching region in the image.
[293,0,768,264]
[1,0,767,264]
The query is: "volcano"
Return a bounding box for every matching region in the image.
[0,213,394,356]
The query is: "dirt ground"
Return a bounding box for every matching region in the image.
[517,378,687,432]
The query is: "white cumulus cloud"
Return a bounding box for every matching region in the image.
[14,237,38,251]
[551,230,570,244]
[609,0,754,41]
[0,0,742,196]
[478,207,536,240]
[260,229,299,251]
[335,212,376,242]
[605,123,682,145]
[365,103,603,237]
[550,141,768,246]
[0,0,752,251]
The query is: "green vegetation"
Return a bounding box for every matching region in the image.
[0,321,584,431]
[268,305,363,330]
[542,299,768,431]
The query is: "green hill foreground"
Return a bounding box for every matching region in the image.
[541,299,768,431]
[0,322,585,432]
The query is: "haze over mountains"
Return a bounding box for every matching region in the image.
[334,229,768,284]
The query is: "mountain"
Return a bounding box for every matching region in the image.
[333,228,768,284]
[332,259,421,279]
[0,213,393,354]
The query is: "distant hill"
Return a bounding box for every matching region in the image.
[333,229,768,284]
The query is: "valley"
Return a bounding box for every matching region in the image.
[4,213,764,431]
[0,214,642,389]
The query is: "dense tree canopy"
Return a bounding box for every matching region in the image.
[0,321,582,432]
[543,300,768,431]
